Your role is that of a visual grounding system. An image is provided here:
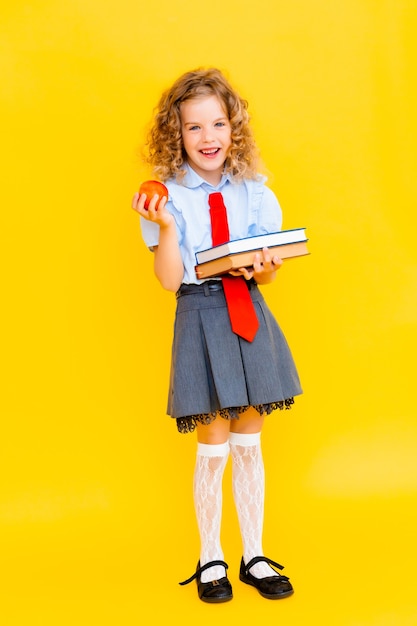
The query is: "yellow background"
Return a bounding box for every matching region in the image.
[1,1,416,624]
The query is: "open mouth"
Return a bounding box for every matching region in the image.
[200,148,220,156]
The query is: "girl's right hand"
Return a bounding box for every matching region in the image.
[131,191,173,228]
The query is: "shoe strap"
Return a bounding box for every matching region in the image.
[244,556,285,576]
[179,560,228,586]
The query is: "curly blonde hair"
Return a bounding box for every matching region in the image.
[145,68,261,183]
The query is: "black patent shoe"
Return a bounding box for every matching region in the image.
[179,560,233,603]
[240,556,294,599]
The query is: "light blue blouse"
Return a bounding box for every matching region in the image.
[140,164,283,284]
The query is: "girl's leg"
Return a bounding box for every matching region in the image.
[230,408,278,578]
[194,417,230,582]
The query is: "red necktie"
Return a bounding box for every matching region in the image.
[208,192,259,342]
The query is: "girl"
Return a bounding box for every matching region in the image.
[132,68,302,603]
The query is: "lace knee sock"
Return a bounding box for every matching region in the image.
[230,432,277,579]
[193,441,229,583]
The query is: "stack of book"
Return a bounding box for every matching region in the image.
[195,227,309,279]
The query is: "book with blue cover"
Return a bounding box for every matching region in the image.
[195,228,309,278]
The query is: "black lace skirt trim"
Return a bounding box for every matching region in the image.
[175,397,295,434]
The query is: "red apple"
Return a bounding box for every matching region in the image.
[139,180,168,209]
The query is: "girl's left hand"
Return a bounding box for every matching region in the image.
[229,247,283,283]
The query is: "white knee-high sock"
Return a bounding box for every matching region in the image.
[193,441,229,583]
[230,432,277,579]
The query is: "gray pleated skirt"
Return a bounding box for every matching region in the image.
[168,280,302,433]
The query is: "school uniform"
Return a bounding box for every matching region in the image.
[140,165,302,433]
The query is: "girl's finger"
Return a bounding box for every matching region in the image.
[131,192,140,209]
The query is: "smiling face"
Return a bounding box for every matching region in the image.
[180,95,232,186]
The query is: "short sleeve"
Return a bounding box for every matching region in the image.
[139,216,160,251]
[247,179,283,235]
[260,185,283,232]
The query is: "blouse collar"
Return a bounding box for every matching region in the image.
[181,163,232,192]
